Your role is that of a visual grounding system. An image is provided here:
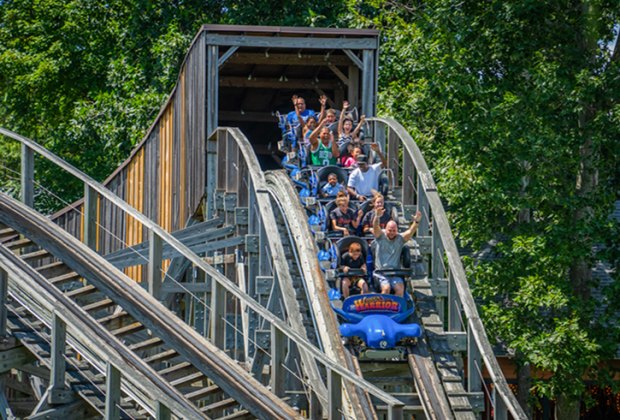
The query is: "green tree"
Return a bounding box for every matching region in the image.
[0,0,345,211]
[345,1,619,418]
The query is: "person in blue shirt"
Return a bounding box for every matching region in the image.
[287,95,318,127]
[321,173,347,198]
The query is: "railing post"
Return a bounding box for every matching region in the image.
[361,49,375,117]
[388,403,404,420]
[387,128,400,188]
[448,271,461,332]
[270,323,285,398]
[210,254,226,350]
[48,312,73,404]
[156,401,171,420]
[83,185,98,251]
[309,387,322,420]
[105,362,121,420]
[206,135,218,220]
[147,230,163,300]
[494,385,508,420]
[467,321,482,396]
[432,221,445,323]
[0,268,7,338]
[374,120,385,151]
[402,149,414,205]
[328,368,342,420]
[417,186,430,236]
[21,144,34,207]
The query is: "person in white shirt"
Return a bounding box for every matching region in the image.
[346,143,386,201]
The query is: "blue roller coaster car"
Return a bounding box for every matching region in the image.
[330,293,421,350]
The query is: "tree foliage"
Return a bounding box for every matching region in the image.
[0,0,345,211]
[1,0,618,416]
[344,0,619,415]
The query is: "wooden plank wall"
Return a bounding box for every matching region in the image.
[159,104,174,274]
[125,148,145,281]
[51,32,208,283]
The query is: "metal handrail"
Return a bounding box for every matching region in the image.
[368,117,526,419]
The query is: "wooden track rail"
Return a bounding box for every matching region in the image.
[265,170,377,420]
[0,126,407,419]
[370,117,526,419]
[0,192,299,419]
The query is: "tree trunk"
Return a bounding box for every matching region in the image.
[555,393,580,420]
[516,361,532,419]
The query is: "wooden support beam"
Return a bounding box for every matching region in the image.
[361,49,375,116]
[494,387,508,420]
[105,236,244,270]
[0,376,14,419]
[49,313,67,396]
[343,49,363,69]
[328,369,342,420]
[327,63,349,85]
[161,282,211,293]
[207,44,219,141]
[467,323,482,394]
[225,52,351,66]
[21,144,34,208]
[218,46,239,68]
[147,230,163,300]
[210,255,226,350]
[388,404,404,420]
[105,362,121,420]
[219,111,277,123]
[219,76,340,90]
[270,324,285,398]
[206,34,378,50]
[83,185,98,251]
[104,218,224,261]
[156,401,171,420]
[0,268,6,337]
[0,346,35,374]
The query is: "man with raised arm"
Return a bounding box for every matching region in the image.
[308,116,340,166]
[371,209,422,297]
[286,95,316,127]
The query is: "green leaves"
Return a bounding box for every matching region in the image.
[346,0,620,410]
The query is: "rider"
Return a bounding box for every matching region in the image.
[346,143,386,201]
[309,118,340,166]
[340,242,369,298]
[330,193,363,236]
[371,209,422,297]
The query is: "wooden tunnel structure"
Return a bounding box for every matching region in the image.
[0,24,527,420]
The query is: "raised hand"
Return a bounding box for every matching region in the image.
[343,100,349,110]
[291,95,298,105]
[370,143,379,152]
[319,95,327,106]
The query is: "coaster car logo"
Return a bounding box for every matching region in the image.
[353,296,400,313]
